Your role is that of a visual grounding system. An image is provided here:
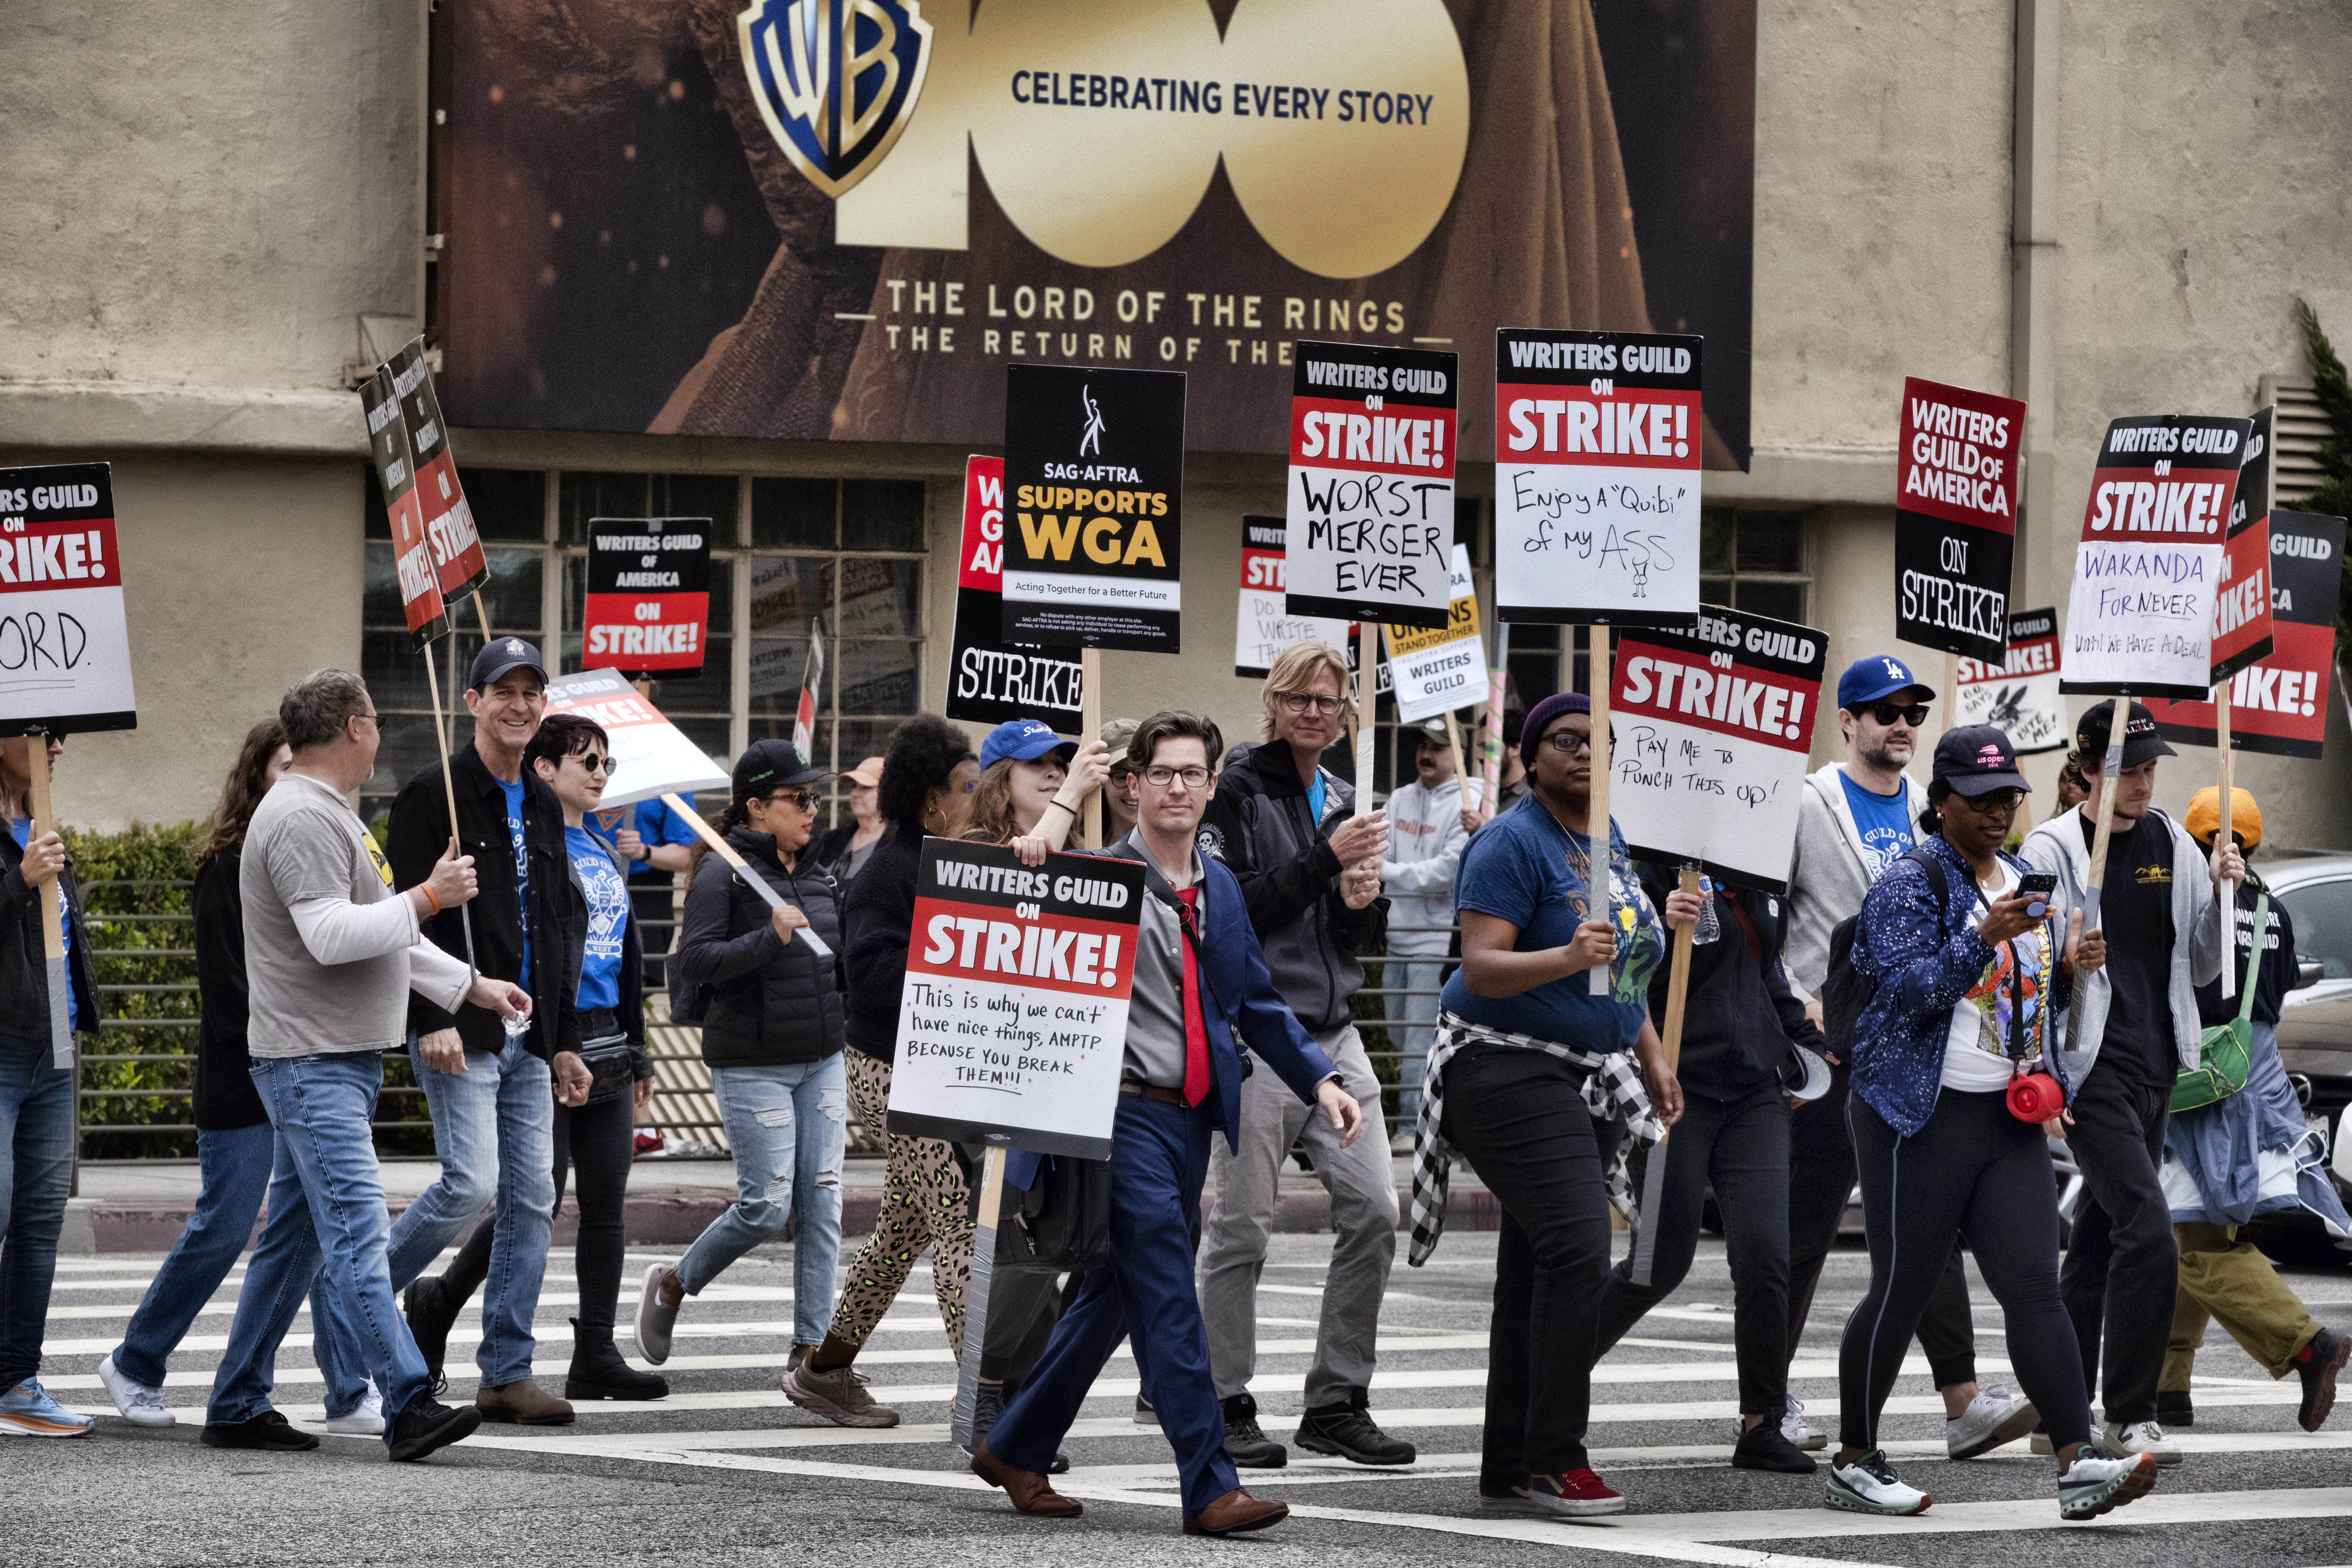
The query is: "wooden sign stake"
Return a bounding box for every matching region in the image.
[1355,622,1378,821]
[24,735,72,1071]
[421,635,479,989]
[2080,696,2133,931]
[2217,680,2236,999]
[952,1143,1008,1452]
[662,791,833,955]
[1587,624,1614,996]
[1628,863,1700,1286]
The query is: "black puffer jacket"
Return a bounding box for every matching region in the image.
[671,825,845,1068]
[1634,859,1824,1097]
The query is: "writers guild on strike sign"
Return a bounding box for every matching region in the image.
[1953,608,2066,756]
[1892,379,2025,664]
[1606,606,1827,893]
[886,839,1145,1160]
[583,519,713,675]
[1284,339,1459,629]
[2147,510,2347,761]
[0,461,138,735]
[1235,515,1355,679]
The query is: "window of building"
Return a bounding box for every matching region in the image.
[1700,507,1809,624]
[361,468,928,826]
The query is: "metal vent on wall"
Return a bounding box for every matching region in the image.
[2261,374,2333,504]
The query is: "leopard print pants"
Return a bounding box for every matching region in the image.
[827,1050,974,1357]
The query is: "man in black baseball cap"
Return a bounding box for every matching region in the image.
[2020,698,2242,1465]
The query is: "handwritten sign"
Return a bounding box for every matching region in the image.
[1235,514,1354,678]
[886,839,1145,1160]
[948,455,1086,727]
[1952,607,2065,754]
[2148,510,2347,760]
[1493,328,1703,627]
[1284,340,1458,629]
[1894,377,2024,663]
[584,519,712,674]
[1608,607,1826,892]
[2210,405,2277,684]
[2060,414,2252,699]
[541,668,729,809]
[0,462,136,735]
[1383,544,1483,722]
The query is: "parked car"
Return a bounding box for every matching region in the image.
[2268,852,2352,1011]
[2258,991,2352,1269]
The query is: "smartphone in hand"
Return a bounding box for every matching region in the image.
[2018,871,2058,920]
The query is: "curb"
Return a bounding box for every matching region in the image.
[64,1184,1500,1255]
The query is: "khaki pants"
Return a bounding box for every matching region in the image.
[2161,1220,2324,1388]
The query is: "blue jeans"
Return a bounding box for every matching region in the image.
[1392,960,1446,1125]
[238,1052,433,1436]
[114,1123,369,1417]
[676,1056,847,1345]
[993,1094,1239,1517]
[0,1033,75,1391]
[385,1034,556,1385]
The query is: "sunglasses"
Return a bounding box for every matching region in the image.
[765,789,819,812]
[1864,703,1931,728]
[1949,787,2026,812]
[568,753,618,775]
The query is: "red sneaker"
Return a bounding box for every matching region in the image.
[1491,1468,1625,1519]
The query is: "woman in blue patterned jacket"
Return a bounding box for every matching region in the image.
[1825,725,2155,1524]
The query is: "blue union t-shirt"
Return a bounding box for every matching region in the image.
[567,826,629,1010]
[500,777,531,997]
[1839,772,1916,881]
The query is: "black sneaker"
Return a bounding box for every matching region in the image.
[403,1276,459,1381]
[1733,1419,1818,1473]
[1133,1392,1159,1426]
[2298,1326,2348,1432]
[1221,1392,1288,1468]
[387,1390,483,1463]
[1294,1392,1416,1465]
[201,1410,319,1452]
[2156,1388,2195,1428]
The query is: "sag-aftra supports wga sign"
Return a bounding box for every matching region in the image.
[734,0,1468,276]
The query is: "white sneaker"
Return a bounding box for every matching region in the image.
[1825,1448,1931,1515]
[2030,1430,2054,1455]
[1781,1395,1826,1452]
[96,1353,173,1428]
[2102,1418,2183,1466]
[322,1382,386,1435]
[1946,1383,2039,1459]
[2059,1445,2159,1519]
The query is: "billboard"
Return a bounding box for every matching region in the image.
[434,1,1755,466]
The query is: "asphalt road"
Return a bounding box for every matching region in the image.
[10,1228,2352,1566]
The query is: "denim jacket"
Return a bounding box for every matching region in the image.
[1850,834,2075,1137]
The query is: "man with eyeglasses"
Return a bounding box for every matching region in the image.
[1778,656,2032,1461]
[1195,641,1410,1470]
[2021,701,2240,1465]
[386,638,593,1427]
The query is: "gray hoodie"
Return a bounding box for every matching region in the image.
[2018,803,2225,1086]
[1782,761,1930,1004]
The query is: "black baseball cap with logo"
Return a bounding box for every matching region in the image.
[469,637,548,689]
[1931,724,2031,796]
[2074,699,2176,771]
[731,738,829,802]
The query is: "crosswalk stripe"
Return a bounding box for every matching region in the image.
[1601,1484,2352,1543]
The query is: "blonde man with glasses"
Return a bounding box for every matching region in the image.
[1194,642,1411,1469]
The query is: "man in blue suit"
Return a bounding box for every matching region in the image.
[971,711,1364,1536]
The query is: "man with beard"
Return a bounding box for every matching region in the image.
[1775,657,2035,1461]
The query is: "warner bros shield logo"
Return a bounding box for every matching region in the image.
[738,0,934,199]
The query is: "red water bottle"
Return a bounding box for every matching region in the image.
[2006,1070,2063,1123]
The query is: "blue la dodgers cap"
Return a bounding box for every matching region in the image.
[1835,654,1937,710]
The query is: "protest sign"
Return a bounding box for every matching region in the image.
[363,369,449,646]
[793,628,824,765]
[1952,607,2066,755]
[2147,510,2347,761]
[1383,544,1483,722]
[584,519,713,674]
[1235,515,1354,679]
[2210,405,2278,684]
[1283,341,1458,629]
[1893,377,2025,663]
[2059,414,2252,699]
[1493,328,1704,628]
[947,456,1085,728]
[385,338,489,606]
[0,463,136,735]
[886,838,1144,1159]
[1001,365,1186,653]
[1606,606,1827,892]
[541,668,730,808]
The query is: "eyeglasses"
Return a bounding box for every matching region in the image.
[352,712,386,736]
[1540,730,1593,756]
[569,753,618,775]
[1865,703,1931,728]
[1950,787,2026,811]
[1143,765,1211,789]
[1277,692,1344,717]
[766,789,819,812]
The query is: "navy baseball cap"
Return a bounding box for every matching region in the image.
[980,718,1076,770]
[1932,725,2031,796]
[470,636,547,690]
[1836,654,1937,709]
[731,738,829,801]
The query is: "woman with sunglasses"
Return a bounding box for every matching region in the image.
[415,713,666,1401]
[635,739,847,1370]
[1829,726,2152,1522]
[1410,692,1677,1518]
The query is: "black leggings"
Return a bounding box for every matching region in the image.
[1838,1088,2091,1451]
[445,1092,637,1339]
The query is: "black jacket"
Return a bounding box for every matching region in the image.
[1197,742,1387,1033]
[192,850,268,1131]
[841,822,923,1062]
[0,820,99,1048]
[1635,859,1823,1097]
[387,744,577,1059]
[671,825,845,1069]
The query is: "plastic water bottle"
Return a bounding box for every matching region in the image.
[1693,877,1722,945]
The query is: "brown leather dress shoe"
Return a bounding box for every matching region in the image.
[1183,1488,1289,1536]
[971,1438,1082,1517]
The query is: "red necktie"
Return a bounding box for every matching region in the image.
[1176,886,1210,1107]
